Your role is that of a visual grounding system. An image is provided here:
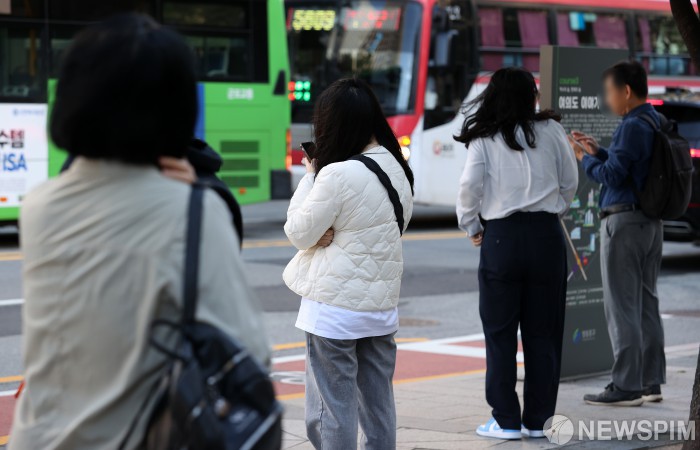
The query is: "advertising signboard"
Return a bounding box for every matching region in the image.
[540,46,627,378]
[0,104,49,209]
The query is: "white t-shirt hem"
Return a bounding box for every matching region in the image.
[295,297,399,340]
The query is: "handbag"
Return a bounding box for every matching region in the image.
[349,154,405,235]
[121,184,282,450]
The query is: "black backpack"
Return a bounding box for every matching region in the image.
[635,113,693,220]
[120,184,282,450]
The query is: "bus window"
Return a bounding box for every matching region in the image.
[425,0,472,129]
[285,0,422,119]
[49,0,152,21]
[163,1,247,28]
[183,35,251,80]
[49,28,87,77]
[556,13,578,46]
[478,7,550,72]
[164,0,269,82]
[333,2,422,114]
[636,15,688,76]
[514,10,549,72]
[1,0,43,18]
[594,14,627,48]
[478,8,504,71]
[0,24,45,101]
[557,12,628,49]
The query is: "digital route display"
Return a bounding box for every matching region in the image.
[287,9,336,31]
[342,7,401,31]
[287,7,402,32]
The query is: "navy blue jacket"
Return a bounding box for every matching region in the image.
[582,103,659,208]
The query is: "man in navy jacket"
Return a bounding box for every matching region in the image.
[569,60,665,406]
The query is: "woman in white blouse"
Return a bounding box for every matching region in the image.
[455,68,578,441]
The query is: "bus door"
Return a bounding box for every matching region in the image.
[416,0,477,206]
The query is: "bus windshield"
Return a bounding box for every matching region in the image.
[286,0,422,120]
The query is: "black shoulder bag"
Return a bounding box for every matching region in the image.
[122,184,282,450]
[349,154,405,235]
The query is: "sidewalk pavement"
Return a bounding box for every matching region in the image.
[279,343,698,449]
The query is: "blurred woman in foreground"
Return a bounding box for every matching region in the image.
[10,14,268,449]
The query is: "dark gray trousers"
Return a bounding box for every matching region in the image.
[601,210,665,392]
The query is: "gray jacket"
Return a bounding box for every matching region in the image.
[10,157,269,450]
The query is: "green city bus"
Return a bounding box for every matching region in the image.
[0,0,291,225]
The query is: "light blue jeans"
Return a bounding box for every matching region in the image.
[305,332,397,450]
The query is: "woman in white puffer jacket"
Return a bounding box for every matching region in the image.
[284,78,414,450]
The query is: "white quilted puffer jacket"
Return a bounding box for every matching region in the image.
[283,146,414,312]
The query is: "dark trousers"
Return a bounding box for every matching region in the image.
[601,210,665,392]
[479,212,567,430]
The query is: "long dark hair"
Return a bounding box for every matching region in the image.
[454,67,560,150]
[312,78,414,191]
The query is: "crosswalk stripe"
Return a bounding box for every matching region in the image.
[0,299,22,307]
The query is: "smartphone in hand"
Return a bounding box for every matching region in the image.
[300,141,316,160]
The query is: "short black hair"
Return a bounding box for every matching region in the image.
[603,60,648,99]
[51,13,197,164]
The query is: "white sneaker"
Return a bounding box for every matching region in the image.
[476,418,522,440]
[522,425,546,438]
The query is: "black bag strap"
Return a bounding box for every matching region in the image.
[626,112,670,202]
[183,183,205,325]
[349,154,405,235]
[118,184,206,450]
[639,112,660,132]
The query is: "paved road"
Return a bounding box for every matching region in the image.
[2,201,698,350]
[0,202,482,348]
[1,201,699,445]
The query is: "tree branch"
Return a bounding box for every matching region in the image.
[670,0,700,72]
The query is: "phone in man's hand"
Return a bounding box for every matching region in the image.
[300,141,316,160]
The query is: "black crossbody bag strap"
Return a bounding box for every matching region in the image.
[183,183,205,325]
[118,184,206,450]
[639,112,660,131]
[349,155,405,235]
[625,113,659,198]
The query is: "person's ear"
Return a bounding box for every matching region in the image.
[625,85,632,101]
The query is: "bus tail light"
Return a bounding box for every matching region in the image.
[398,135,411,160]
[285,128,292,170]
[690,148,700,159]
[647,99,664,106]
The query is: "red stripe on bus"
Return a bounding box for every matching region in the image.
[474,74,700,88]
[475,0,691,13]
